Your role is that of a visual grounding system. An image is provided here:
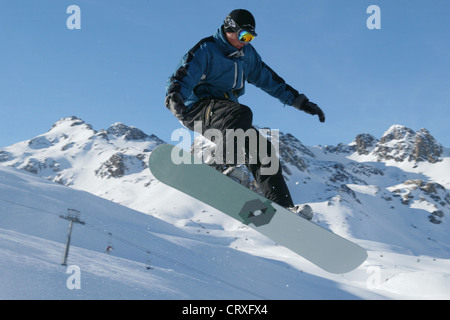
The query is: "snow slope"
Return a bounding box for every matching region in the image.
[1,117,449,299]
[0,165,370,300]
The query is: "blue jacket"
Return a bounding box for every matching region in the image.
[166,27,300,109]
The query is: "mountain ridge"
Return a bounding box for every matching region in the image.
[1,116,448,224]
[1,116,449,299]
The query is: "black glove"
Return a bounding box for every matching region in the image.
[292,94,325,123]
[165,92,188,122]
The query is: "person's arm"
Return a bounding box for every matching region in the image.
[165,37,212,120]
[247,47,325,122]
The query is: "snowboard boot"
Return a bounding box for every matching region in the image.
[223,165,251,188]
[209,163,263,193]
[288,204,313,220]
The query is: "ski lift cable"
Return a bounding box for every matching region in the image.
[0,197,268,299]
[0,198,62,218]
[81,221,268,299]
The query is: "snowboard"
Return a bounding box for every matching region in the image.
[148,144,367,274]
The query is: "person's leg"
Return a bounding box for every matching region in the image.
[184,98,294,207]
[185,98,253,164]
[247,131,294,208]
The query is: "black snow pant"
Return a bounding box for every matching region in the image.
[183,98,294,208]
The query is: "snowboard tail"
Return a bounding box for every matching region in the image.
[149,144,367,274]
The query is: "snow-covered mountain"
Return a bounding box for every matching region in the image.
[1,116,449,299]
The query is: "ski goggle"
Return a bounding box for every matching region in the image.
[224,15,257,44]
[237,30,255,43]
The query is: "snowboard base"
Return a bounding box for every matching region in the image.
[149,144,367,274]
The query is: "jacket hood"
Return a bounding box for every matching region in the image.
[214,26,246,58]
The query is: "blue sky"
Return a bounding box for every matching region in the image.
[1,0,449,148]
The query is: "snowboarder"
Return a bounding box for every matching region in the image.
[165,9,325,219]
